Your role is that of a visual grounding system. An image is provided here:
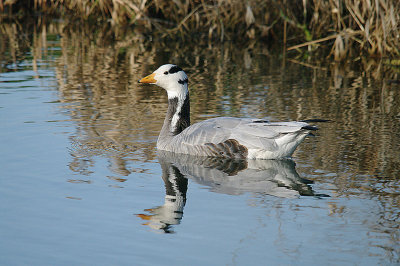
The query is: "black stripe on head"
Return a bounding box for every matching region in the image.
[178,78,188,85]
[169,65,183,74]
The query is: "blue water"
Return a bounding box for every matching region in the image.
[0,31,399,266]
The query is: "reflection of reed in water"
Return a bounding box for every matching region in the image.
[50,22,400,188]
[2,21,399,209]
[136,151,322,233]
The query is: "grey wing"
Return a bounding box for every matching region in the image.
[177,117,244,145]
[174,117,252,157]
[232,121,312,149]
[178,117,311,150]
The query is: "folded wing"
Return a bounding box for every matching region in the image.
[176,117,313,151]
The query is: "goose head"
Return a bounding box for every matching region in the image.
[139,64,189,99]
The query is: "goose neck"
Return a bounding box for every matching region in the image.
[158,93,190,145]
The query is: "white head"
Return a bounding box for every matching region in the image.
[139,64,189,99]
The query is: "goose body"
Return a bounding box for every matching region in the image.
[139,64,321,160]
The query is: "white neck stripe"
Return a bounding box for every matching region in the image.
[170,91,187,132]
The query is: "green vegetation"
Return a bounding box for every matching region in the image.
[1,0,399,60]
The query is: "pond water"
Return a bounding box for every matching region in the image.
[1,24,399,265]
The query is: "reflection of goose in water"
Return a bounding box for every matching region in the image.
[136,156,188,233]
[136,152,323,233]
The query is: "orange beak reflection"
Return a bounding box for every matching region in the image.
[136,214,152,220]
[139,73,157,84]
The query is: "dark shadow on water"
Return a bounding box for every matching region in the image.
[136,151,328,233]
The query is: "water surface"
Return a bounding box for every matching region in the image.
[0,23,399,265]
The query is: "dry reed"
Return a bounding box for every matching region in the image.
[1,0,399,59]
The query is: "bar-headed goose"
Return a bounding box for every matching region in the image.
[139,64,324,159]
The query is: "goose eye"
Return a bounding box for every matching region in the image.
[164,71,168,75]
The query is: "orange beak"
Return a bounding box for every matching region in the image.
[139,73,157,84]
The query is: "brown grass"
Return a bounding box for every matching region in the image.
[0,0,399,60]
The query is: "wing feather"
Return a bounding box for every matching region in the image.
[176,117,310,150]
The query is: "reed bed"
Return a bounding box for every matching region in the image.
[1,0,399,60]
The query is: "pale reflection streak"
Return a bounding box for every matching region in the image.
[136,151,322,233]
